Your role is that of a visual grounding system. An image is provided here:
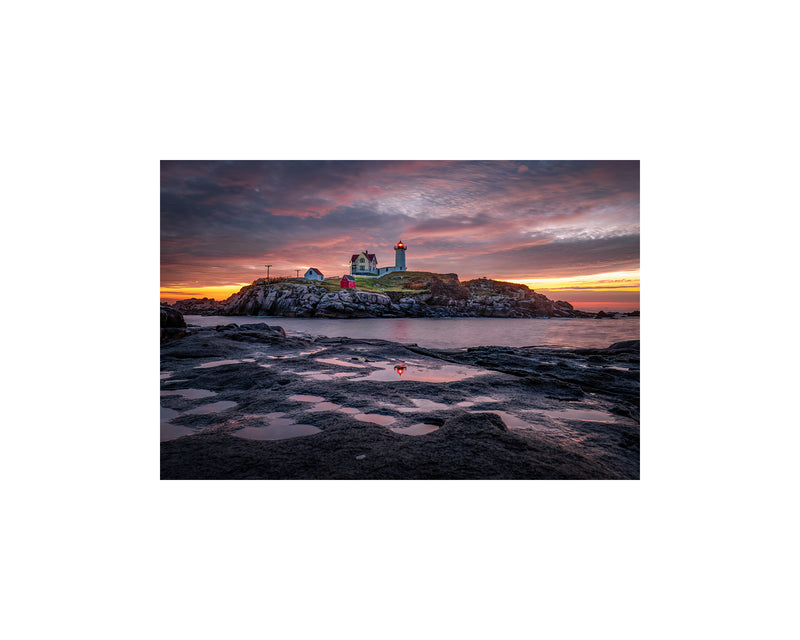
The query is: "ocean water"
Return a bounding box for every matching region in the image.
[182,316,639,350]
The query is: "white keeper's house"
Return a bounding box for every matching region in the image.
[349,241,407,276]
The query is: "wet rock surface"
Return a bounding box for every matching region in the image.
[160,323,640,479]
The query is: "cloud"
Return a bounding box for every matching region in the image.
[417,234,640,280]
[161,160,639,288]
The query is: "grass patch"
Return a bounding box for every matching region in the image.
[371,271,456,293]
[282,271,468,294]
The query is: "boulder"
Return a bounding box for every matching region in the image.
[160,305,186,328]
[160,306,187,343]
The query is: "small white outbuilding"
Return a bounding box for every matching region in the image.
[304,267,324,281]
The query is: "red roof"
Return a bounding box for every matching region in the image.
[350,252,376,263]
[307,267,323,275]
[340,274,357,288]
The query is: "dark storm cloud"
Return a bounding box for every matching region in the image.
[421,234,641,279]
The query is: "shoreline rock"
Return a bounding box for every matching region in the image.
[169,277,638,319]
[160,321,640,480]
[160,305,187,343]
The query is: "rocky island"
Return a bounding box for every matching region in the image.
[168,272,638,319]
[160,309,640,480]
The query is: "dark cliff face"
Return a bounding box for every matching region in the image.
[219,284,396,318]
[171,277,583,319]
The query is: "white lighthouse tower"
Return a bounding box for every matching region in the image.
[394,240,407,271]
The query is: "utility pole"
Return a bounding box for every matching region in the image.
[295,269,301,278]
[265,264,272,281]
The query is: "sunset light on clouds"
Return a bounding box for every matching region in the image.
[505,271,641,312]
[161,160,639,311]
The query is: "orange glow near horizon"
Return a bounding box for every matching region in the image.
[160,284,250,304]
[502,270,640,311]
[503,270,640,293]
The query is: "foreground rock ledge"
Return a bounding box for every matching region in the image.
[160,323,640,480]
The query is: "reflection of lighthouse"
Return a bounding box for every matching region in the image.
[394,240,407,271]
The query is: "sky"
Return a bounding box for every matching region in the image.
[161,160,639,311]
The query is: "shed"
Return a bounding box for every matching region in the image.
[304,267,324,281]
[340,274,357,289]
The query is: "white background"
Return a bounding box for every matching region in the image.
[3,1,797,639]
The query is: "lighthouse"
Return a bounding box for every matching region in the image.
[394,241,407,271]
[348,241,408,276]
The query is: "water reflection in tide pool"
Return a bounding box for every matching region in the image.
[381,398,450,412]
[391,423,440,436]
[289,394,326,403]
[160,388,217,399]
[195,358,255,369]
[161,407,179,421]
[297,371,359,381]
[291,397,394,422]
[160,407,194,441]
[327,360,491,383]
[305,402,342,412]
[183,401,238,415]
[353,413,396,426]
[455,395,502,407]
[160,423,195,441]
[360,361,489,382]
[405,398,449,411]
[234,417,322,441]
[267,347,328,360]
[315,357,366,368]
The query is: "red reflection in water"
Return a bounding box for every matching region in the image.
[394,364,407,376]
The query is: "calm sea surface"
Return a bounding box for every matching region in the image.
[183,316,640,350]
